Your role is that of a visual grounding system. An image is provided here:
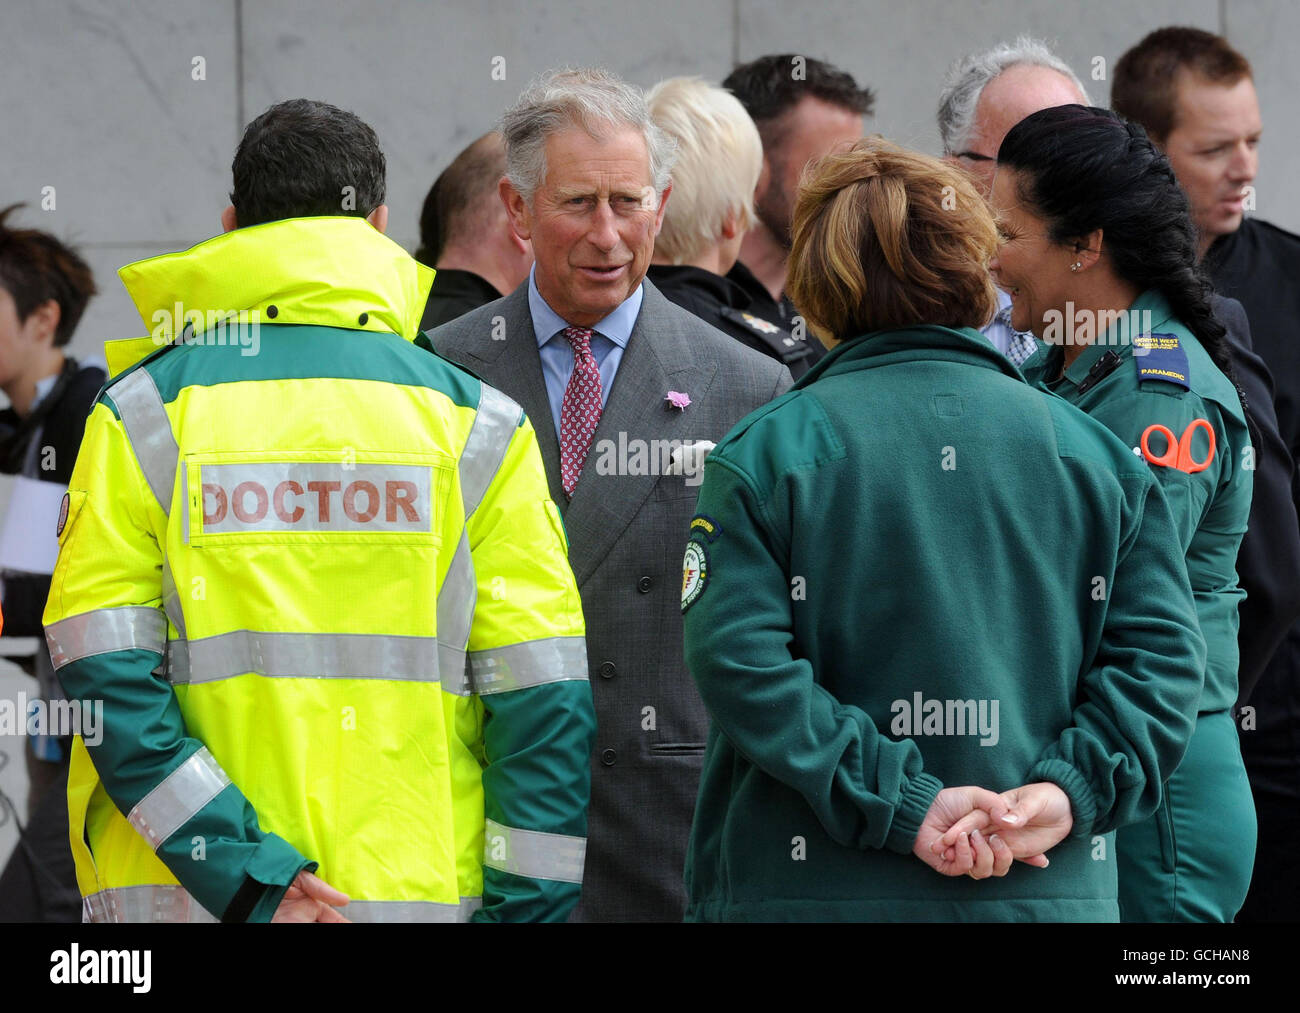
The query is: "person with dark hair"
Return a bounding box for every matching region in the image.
[42,98,594,923]
[0,204,105,922]
[721,54,871,343]
[995,104,1256,921]
[1113,26,1300,923]
[414,132,533,331]
[682,138,1204,921]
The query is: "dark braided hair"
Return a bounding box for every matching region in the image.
[997,105,1243,407]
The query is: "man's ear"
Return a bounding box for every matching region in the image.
[500,177,533,242]
[221,205,238,233]
[366,203,389,234]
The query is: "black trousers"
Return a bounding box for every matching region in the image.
[1237,649,1300,922]
[0,745,80,923]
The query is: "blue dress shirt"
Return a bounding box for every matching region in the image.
[982,288,1039,367]
[529,264,643,436]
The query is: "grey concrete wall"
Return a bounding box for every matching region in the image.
[2,0,1292,364]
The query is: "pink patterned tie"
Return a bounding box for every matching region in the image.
[559,326,604,496]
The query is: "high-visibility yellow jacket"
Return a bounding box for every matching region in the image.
[43,216,594,923]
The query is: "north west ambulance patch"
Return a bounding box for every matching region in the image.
[681,539,709,612]
[1134,332,1191,390]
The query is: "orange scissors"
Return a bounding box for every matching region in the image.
[1140,418,1216,473]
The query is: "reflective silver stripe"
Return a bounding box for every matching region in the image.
[437,530,476,696]
[166,630,440,685]
[161,559,187,637]
[165,637,191,684]
[439,642,470,697]
[460,386,521,516]
[483,819,586,884]
[127,747,231,850]
[83,885,218,923]
[341,897,481,923]
[80,886,479,923]
[45,606,167,671]
[109,367,179,513]
[470,636,588,695]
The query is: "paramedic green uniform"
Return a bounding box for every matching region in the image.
[1023,289,1256,922]
[681,323,1205,921]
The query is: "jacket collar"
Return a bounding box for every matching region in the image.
[107,217,434,375]
[793,323,1025,389]
[1036,289,1176,391]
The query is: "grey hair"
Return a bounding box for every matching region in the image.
[500,67,677,204]
[937,37,1091,154]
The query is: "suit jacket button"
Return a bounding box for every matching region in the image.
[600,748,617,766]
[599,661,617,679]
[637,576,652,593]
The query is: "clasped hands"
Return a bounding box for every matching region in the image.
[911,783,1074,879]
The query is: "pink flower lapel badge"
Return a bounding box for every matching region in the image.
[665,390,691,411]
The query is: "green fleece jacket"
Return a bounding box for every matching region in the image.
[1022,289,1252,714]
[681,324,1205,922]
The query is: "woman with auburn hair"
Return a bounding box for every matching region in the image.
[680,137,1205,921]
[996,104,1256,922]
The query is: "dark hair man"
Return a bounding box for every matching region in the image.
[414,132,534,330]
[1114,26,1300,923]
[43,98,593,923]
[721,54,872,344]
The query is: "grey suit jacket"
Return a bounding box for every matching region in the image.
[430,278,791,920]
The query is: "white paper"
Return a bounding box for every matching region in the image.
[0,476,66,574]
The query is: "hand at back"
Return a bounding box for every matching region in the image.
[913,782,1074,878]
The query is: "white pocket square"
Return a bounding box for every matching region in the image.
[667,440,716,483]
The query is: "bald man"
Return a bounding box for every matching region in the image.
[415,132,534,330]
[937,37,1090,364]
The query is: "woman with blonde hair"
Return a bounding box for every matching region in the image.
[680,138,1205,921]
[646,76,821,376]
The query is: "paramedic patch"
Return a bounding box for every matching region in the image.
[681,539,710,612]
[1133,332,1191,390]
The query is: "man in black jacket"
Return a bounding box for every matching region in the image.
[414,132,534,331]
[721,55,871,339]
[1115,27,1300,922]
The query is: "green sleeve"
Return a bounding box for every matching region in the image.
[1025,471,1205,835]
[474,683,596,923]
[682,457,941,856]
[58,650,312,922]
[465,416,596,923]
